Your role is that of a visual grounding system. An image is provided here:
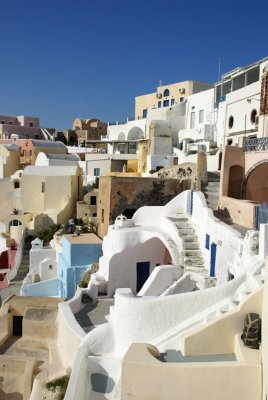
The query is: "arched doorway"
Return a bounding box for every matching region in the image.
[228,165,244,199]
[127,127,144,140]
[123,209,137,219]
[244,162,268,202]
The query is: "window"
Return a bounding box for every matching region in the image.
[9,121,13,125]
[228,115,234,129]
[29,122,34,127]
[94,168,100,176]
[163,89,170,97]
[163,100,169,107]
[199,110,204,124]
[180,97,184,102]
[190,112,195,129]
[158,101,161,108]
[41,182,45,192]
[90,196,97,205]
[142,109,147,118]
[171,99,175,106]
[49,265,53,270]
[250,109,257,124]
[1,120,5,124]
[93,212,97,217]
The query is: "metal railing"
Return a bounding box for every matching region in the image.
[244,137,268,152]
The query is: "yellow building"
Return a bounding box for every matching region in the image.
[135,80,213,119]
[0,144,20,178]
[20,165,83,231]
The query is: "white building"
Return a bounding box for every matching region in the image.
[61,189,265,400]
[214,56,268,147]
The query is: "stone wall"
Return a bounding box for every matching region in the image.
[97,176,189,238]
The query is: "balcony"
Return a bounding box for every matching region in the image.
[244,137,268,152]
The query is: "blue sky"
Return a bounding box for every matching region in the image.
[1,0,267,130]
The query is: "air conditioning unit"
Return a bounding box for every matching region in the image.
[179,87,185,93]
[156,93,162,98]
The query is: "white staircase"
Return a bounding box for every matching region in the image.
[175,216,206,274]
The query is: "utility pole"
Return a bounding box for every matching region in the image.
[218,57,221,82]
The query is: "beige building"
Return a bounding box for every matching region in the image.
[20,165,83,231]
[76,189,98,224]
[218,143,268,228]
[65,118,108,146]
[135,80,213,119]
[0,144,20,178]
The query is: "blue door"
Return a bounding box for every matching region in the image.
[256,203,268,230]
[136,262,150,292]
[210,243,217,277]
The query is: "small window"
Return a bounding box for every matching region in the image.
[158,101,161,108]
[180,97,184,102]
[228,115,234,129]
[94,168,100,177]
[171,99,175,106]
[163,100,169,107]
[93,212,97,217]
[29,121,34,127]
[1,120,5,124]
[199,110,204,124]
[227,139,233,145]
[9,121,13,125]
[142,109,147,118]
[90,196,97,205]
[190,112,195,129]
[205,234,210,250]
[163,89,170,97]
[49,265,53,270]
[41,182,45,192]
[250,109,257,124]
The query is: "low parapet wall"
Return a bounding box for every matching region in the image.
[121,341,261,400]
[219,195,257,229]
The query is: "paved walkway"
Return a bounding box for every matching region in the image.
[75,298,114,333]
[0,282,22,304]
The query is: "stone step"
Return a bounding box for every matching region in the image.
[182,250,202,257]
[183,242,200,250]
[182,256,205,267]
[182,235,198,242]
[176,222,192,229]
[179,228,195,236]
[185,266,206,273]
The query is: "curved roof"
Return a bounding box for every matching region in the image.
[31,140,66,148]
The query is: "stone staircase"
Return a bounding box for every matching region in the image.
[153,268,265,351]
[12,241,31,282]
[202,171,220,211]
[175,216,206,274]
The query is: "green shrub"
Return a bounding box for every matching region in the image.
[46,375,69,391]
[79,280,88,288]
[36,223,62,245]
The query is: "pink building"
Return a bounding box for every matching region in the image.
[0,114,54,140]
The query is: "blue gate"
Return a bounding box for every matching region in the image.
[255,203,268,230]
[210,243,217,277]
